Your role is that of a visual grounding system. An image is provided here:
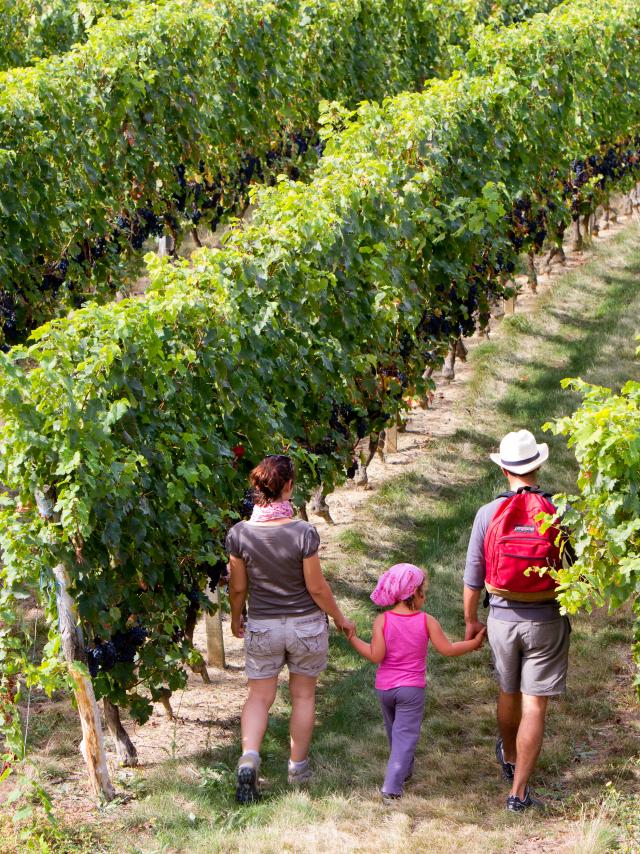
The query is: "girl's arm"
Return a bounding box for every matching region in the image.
[348,613,386,663]
[427,614,486,657]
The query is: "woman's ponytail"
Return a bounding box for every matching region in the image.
[249,455,295,506]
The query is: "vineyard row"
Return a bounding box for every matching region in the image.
[0,0,560,339]
[0,0,147,73]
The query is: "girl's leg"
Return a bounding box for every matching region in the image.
[241,677,278,754]
[377,688,396,747]
[381,687,425,796]
[288,673,317,762]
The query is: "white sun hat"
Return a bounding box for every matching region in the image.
[489,429,549,475]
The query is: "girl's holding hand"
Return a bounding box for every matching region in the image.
[349,563,485,802]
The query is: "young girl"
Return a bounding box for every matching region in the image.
[348,563,486,801]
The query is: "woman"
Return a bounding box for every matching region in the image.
[226,454,354,803]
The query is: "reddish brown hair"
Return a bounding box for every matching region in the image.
[249,455,295,506]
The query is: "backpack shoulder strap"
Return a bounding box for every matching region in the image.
[499,486,555,502]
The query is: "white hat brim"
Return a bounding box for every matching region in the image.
[490,443,549,474]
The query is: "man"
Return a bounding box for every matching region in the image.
[464,429,571,812]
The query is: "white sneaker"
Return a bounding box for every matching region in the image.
[288,758,312,785]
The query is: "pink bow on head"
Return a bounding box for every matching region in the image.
[371,563,425,607]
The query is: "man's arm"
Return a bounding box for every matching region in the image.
[463,504,492,640]
[464,586,484,641]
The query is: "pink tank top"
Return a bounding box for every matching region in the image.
[375,611,429,690]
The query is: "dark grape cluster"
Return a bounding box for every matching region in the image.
[114,207,164,251]
[563,142,640,220]
[238,488,255,519]
[86,640,118,676]
[506,197,547,251]
[5,126,326,341]
[329,402,360,439]
[86,625,147,677]
[205,559,228,591]
[312,437,338,456]
[399,331,414,359]
[494,251,515,274]
[346,461,358,479]
[356,417,369,439]
[185,582,201,606]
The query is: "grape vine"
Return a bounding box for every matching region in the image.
[0,0,638,770]
[0,0,561,342]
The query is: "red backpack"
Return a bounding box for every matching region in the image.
[484,488,561,601]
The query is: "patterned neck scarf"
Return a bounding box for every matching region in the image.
[250,500,294,522]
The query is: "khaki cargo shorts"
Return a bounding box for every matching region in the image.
[244,611,329,680]
[487,615,571,696]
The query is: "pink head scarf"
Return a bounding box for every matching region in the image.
[371,563,426,607]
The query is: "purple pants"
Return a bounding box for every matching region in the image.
[377,686,426,795]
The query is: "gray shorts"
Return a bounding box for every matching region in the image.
[244,611,328,680]
[487,615,571,696]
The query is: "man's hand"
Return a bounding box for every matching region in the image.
[464,620,485,642]
[470,626,487,649]
[231,615,245,638]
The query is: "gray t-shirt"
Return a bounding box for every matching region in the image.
[225,519,321,618]
[464,496,560,622]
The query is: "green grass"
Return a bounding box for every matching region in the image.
[7,224,640,853]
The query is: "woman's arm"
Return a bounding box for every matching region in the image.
[228,554,249,638]
[303,553,355,637]
[427,614,486,657]
[348,613,386,663]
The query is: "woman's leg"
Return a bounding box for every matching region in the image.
[288,673,317,762]
[381,687,425,796]
[241,677,278,754]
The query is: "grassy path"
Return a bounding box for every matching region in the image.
[4,223,640,853]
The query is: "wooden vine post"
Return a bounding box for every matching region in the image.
[504,294,516,315]
[385,423,398,455]
[52,564,115,801]
[205,586,226,669]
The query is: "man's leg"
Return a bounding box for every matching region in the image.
[510,616,571,800]
[510,693,548,799]
[497,690,522,764]
[487,617,521,771]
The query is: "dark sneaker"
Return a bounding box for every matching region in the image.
[236,754,260,804]
[496,737,515,781]
[381,791,402,805]
[507,787,544,813]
